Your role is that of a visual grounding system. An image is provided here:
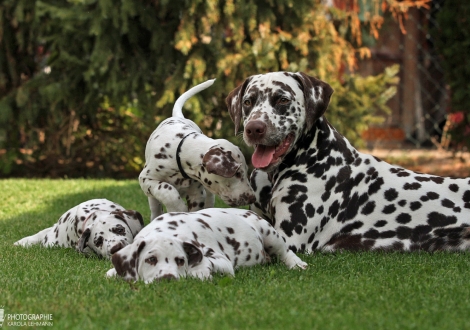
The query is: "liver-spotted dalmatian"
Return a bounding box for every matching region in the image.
[226,71,470,253]
[139,79,255,221]
[106,208,307,283]
[14,199,144,259]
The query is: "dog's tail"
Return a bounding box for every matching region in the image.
[172,79,216,118]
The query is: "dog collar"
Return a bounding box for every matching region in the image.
[176,132,197,179]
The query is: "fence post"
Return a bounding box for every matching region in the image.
[402,8,423,143]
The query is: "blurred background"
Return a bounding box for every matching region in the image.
[1,0,468,178]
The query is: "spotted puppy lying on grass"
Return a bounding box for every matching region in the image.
[106,208,307,283]
[15,199,144,259]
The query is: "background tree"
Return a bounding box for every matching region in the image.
[434,1,470,150]
[0,0,424,177]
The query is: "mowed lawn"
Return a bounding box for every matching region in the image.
[1,179,470,330]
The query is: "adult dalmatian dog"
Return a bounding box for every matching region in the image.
[139,79,255,221]
[15,199,144,259]
[226,71,470,253]
[106,208,307,283]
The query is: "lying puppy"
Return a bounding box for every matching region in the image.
[106,208,307,283]
[139,79,255,221]
[14,199,144,259]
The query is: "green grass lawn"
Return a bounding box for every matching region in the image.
[1,179,470,330]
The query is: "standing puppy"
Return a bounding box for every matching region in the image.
[107,208,307,283]
[227,71,470,253]
[14,199,144,259]
[139,79,255,221]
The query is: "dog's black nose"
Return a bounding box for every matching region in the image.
[245,120,267,141]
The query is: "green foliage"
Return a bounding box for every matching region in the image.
[0,0,401,177]
[328,65,399,148]
[435,1,470,150]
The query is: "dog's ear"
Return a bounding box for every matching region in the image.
[202,147,241,178]
[111,210,145,235]
[112,239,146,281]
[77,227,92,253]
[293,72,334,130]
[183,242,203,267]
[225,77,253,135]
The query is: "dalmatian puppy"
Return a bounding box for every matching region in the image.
[14,199,144,259]
[106,208,307,283]
[226,71,470,253]
[139,79,255,221]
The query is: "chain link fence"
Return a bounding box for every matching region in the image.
[359,0,449,149]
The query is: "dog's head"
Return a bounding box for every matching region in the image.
[226,72,333,172]
[111,235,204,283]
[77,210,144,259]
[200,141,256,207]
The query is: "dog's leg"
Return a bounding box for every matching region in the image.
[249,169,273,221]
[106,268,117,278]
[140,179,188,215]
[188,254,235,280]
[185,183,208,212]
[259,220,308,270]
[206,250,235,276]
[187,257,214,280]
[148,196,163,221]
[14,227,52,247]
[204,188,215,209]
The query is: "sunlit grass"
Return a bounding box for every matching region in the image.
[1,179,470,330]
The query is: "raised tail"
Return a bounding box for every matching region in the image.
[172,79,216,118]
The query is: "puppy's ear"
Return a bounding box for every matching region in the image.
[77,228,92,253]
[202,148,241,178]
[183,242,203,267]
[293,72,334,130]
[225,77,253,135]
[112,240,146,281]
[111,210,145,235]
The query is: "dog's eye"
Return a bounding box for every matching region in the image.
[278,97,290,105]
[243,99,251,107]
[145,256,158,265]
[235,172,242,179]
[175,257,185,266]
[111,226,125,235]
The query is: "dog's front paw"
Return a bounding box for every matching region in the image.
[292,259,308,270]
[189,268,213,281]
[284,252,308,270]
[106,268,117,278]
[14,238,31,247]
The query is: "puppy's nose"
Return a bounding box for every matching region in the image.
[247,194,257,204]
[245,120,266,141]
[160,274,177,281]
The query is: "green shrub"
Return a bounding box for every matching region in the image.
[0,0,405,177]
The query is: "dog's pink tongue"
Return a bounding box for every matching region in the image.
[252,145,276,168]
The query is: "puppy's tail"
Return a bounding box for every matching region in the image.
[172,79,216,118]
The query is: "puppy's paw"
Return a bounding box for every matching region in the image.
[190,268,213,281]
[106,268,117,278]
[284,252,308,270]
